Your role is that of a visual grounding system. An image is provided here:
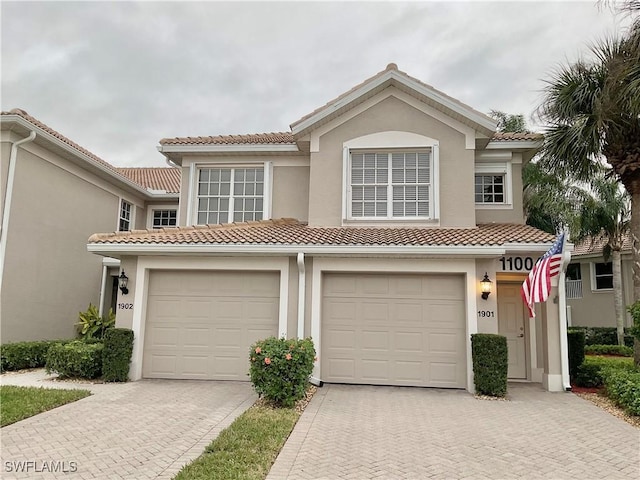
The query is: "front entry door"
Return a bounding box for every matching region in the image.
[497,283,527,379]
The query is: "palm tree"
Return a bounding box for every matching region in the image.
[537,19,640,363]
[576,173,631,346]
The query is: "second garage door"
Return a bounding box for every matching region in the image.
[322,273,466,388]
[143,270,279,380]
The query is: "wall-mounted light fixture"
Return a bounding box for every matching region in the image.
[118,271,129,295]
[480,272,492,300]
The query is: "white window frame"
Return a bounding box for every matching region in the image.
[187,161,273,226]
[590,261,614,291]
[118,199,134,232]
[342,131,440,224]
[146,205,179,229]
[474,162,512,209]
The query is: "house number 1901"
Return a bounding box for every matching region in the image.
[118,303,133,310]
[477,310,495,318]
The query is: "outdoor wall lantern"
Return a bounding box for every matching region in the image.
[480,272,492,300]
[118,271,129,295]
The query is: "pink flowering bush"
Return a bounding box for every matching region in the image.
[249,336,316,407]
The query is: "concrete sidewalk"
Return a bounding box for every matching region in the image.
[268,383,640,479]
[1,369,255,479]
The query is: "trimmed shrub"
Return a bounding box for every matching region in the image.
[0,340,70,372]
[601,368,640,416]
[76,304,115,341]
[574,355,636,388]
[471,334,508,397]
[575,362,604,387]
[102,329,134,382]
[567,330,585,380]
[584,344,633,357]
[249,337,316,408]
[571,326,634,347]
[45,341,104,379]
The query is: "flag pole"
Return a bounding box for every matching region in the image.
[557,229,572,391]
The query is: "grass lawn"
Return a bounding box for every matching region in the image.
[174,405,300,480]
[0,385,91,427]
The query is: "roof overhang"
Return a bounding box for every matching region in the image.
[157,143,301,165]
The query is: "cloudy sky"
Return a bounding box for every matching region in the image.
[1,1,633,167]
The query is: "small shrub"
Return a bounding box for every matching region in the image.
[601,368,640,416]
[76,304,115,341]
[584,344,633,357]
[575,362,604,387]
[249,337,316,408]
[0,340,70,372]
[471,334,508,397]
[567,330,585,379]
[574,355,636,388]
[102,329,134,382]
[45,341,104,379]
[571,326,634,347]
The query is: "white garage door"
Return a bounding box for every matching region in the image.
[143,270,279,380]
[322,273,466,388]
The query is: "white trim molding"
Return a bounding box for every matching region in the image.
[128,256,290,380]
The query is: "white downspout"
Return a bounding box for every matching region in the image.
[98,264,109,317]
[0,131,36,297]
[558,237,572,391]
[296,252,306,338]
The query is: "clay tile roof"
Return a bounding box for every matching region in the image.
[88,219,555,247]
[159,132,294,146]
[491,132,544,141]
[572,233,631,256]
[1,108,120,174]
[116,167,181,193]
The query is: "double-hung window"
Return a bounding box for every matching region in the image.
[119,200,132,231]
[474,163,511,207]
[151,209,177,229]
[350,150,432,219]
[197,167,264,224]
[593,262,613,290]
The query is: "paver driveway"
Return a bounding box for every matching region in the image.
[268,383,640,480]
[1,370,255,479]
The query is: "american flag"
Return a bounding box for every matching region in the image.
[521,232,566,318]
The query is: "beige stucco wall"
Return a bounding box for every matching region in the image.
[113,256,138,330]
[272,166,309,222]
[1,144,144,342]
[307,94,475,227]
[475,162,525,224]
[567,257,634,328]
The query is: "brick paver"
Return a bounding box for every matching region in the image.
[268,383,640,479]
[1,370,255,479]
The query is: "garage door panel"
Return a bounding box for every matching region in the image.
[322,273,466,388]
[143,270,279,380]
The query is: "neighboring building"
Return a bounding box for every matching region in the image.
[566,235,634,328]
[0,109,180,343]
[88,64,573,393]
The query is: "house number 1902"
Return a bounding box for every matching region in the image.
[118,303,133,310]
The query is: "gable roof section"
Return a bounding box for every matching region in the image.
[290,63,498,137]
[89,219,554,248]
[1,109,177,198]
[572,233,631,257]
[117,167,181,193]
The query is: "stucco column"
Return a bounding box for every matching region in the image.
[542,285,563,392]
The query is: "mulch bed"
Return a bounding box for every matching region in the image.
[573,388,640,428]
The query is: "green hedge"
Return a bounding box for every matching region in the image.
[102,329,134,382]
[45,341,104,379]
[584,344,633,357]
[0,340,71,372]
[567,330,585,380]
[574,356,636,388]
[601,368,640,416]
[471,334,508,397]
[249,337,316,407]
[570,327,634,347]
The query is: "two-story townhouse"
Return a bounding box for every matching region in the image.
[87,64,572,393]
[0,109,180,342]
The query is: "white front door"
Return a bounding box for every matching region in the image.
[497,283,527,379]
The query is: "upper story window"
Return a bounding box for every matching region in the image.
[119,200,132,232]
[349,150,432,219]
[565,263,582,299]
[197,167,263,224]
[474,162,512,208]
[151,209,177,229]
[592,262,613,290]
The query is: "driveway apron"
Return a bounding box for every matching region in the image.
[268,383,640,480]
[1,371,255,479]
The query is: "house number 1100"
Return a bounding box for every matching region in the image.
[499,256,535,272]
